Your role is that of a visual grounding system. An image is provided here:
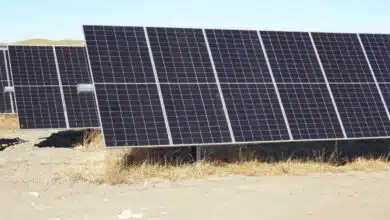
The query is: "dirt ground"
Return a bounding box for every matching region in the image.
[1,129,390,220]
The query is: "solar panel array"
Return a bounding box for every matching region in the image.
[4,25,390,148]
[7,45,99,129]
[82,25,390,148]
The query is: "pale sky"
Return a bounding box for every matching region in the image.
[1,0,389,42]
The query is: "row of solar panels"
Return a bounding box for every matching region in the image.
[0,46,99,129]
[2,25,390,148]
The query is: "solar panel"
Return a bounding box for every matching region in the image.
[261,31,344,139]
[10,46,59,86]
[84,25,155,83]
[221,83,290,142]
[311,33,374,83]
[277,83,344,139]
[160,83,231,144]
[84,25,171,147]
[148,27,216,83]
[312,32,390,137]
[8,46,67,128]
[359,34,390,83]
[54,46,100,128]
[330,83,390,137]
[15,86,66,129]
[8,45,99,129]
[205,29,290,142]
[0,50,14,113]
[95,83,169,146]
[147,27,232,144]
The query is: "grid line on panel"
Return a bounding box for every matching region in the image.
[258,31,294,140]
[309,32,347,138]
[202,28,236,143]
[144,26,173,145]
[261,31,325,83]
[205,29,272,83]
[15,86,67,129]
[147,27,216,83]
[357,34,390,125]
[330,83,390,137]
[359,34,390,83]
[311,32,374,83]
[160,83,232,144]
[94,83,169,147]
[62,86,100,128]
[8,46,60,86]
[83,25,156,83]
[55,46,93,85]
[52,46,70,129]
[221,83,291,142]
[277,83,344,139]
[55,45,100,128]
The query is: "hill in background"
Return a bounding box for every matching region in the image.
[0,38,83,46]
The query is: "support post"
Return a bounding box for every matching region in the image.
[196,146,202,166]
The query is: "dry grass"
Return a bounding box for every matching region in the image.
[0,114,19,132]
[59,149,390,185]
[11,38,83,46]
[81,129,104,151]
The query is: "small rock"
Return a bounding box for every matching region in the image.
[131,213,143,219]
[28,192,40,197]
[118,210,132,219]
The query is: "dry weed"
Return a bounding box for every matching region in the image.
[81,129,104,151]
[0,114,19,132]
[59,149,390,185]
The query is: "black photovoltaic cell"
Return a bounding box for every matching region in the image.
[63,86,99,128]
[55,46,92,85]
[311,33,374,83]
[83,25,155,83]
[261,31,325,83]
[95,84,169,147]
[15,86,66,129]
[221,83,289,142]
[8,46,59,86]
[278,83,344,139]
[359,34,390,82]
[330,83,390,137]
[205,29,272,83]
[161,83,231,144]
[147,27,215,83]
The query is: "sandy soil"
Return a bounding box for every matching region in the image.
[1,130,390,220]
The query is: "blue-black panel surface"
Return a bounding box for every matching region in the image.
[55,46,93,85]
[63,86,99,128]
[261,31,325,83]
[147,27,215,83]
[160,83,231,144]
[311,33,374,83]
[83,25,155,83]
[8,46,59,86]
[221,83,289,142]
[359,34,390,82]
[330,83,390,137]
[205,29,272,83]
[278,83,344,139]
[15,86,66,129]
[94,83,169,147]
